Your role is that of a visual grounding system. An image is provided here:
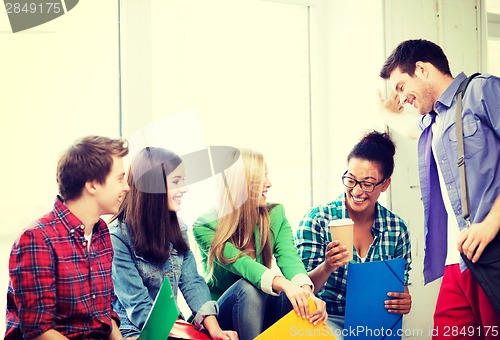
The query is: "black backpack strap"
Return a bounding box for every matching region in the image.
[454,72,480,223]
[455,72,481,96]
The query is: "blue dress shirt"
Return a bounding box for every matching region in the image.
[418,72,500,284]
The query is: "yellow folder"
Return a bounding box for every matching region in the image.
[254,298,335,339]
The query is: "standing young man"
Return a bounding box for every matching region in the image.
[379,39,500,338]
[6,136,130,339]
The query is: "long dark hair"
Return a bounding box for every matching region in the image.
[112,147,189,262]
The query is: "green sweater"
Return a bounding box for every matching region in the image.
[193,204,311,300]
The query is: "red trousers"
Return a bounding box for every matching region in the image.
[432,264,500,339]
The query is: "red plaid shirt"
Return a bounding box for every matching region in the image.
[5,197,119,339]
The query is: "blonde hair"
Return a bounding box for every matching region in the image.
[207,148,273,274]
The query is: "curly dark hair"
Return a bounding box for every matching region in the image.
[347,130,396,179]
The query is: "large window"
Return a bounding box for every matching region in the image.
[120,0,314,230]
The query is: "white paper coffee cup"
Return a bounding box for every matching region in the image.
[329,218,354,261]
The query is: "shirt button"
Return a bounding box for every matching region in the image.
[80,225,85,230]
[82,241,87,247]
[92,294,96,299]
[70,229,75,233]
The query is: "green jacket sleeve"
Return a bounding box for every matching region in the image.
[270,205,310,279]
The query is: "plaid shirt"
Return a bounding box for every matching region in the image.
[295,193,412,316]
[5,196,119,339]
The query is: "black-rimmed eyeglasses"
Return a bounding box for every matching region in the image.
[341,170,386,193]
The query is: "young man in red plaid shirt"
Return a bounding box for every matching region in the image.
[5,136,130,339]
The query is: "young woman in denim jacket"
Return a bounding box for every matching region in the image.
[109,147,237,340]
[193,148,327,340]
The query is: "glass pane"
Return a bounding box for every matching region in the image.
[486,0,500,74]
[120,0,311,229]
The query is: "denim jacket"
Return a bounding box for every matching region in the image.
[109,218,218,337]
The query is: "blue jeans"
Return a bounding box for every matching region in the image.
[327,314,345,340]
[217,278,292,340]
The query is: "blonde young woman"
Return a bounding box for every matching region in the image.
[193,148,327,340]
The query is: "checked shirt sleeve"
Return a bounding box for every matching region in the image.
[393,220,412,286]
[9,229,57,338]
[295,209,328,273]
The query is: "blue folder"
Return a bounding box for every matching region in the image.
[344,258,405,339]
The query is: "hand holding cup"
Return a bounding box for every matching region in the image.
[329,218,354,262]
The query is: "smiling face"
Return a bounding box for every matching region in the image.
[257,165,272,207]
[94,156,130,216]
[389,64,438,115]
[167,162,188,211]
[344,158,390,217]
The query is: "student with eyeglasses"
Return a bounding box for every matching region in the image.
[295,130,413,340]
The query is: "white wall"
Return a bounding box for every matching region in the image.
[0,1,120,335]
[310,0,417,216]
[0,1,120,237]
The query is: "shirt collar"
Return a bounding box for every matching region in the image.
[434,72,466,114]
[54,195,104,234]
